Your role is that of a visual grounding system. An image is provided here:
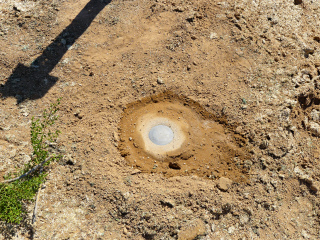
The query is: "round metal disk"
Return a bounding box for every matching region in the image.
[149,125,174,145]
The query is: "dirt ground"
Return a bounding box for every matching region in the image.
[1,0,320,239]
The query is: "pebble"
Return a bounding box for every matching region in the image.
[5,134,15,141]
[13,3,28,12]
[301,229,310,239]
[131,169,141,175]
[310,109,320,122]
[210,32,218,39]
[169,162,181,169]
[211,223,215,232]
[74,111,84,119]
[309,122,320,136]
[9,148,17,158]
[113,131,120,142]
[216,177,233,192]
[21,154,31,163]
[160,198,175,208]
[240,213,250,224]
[310,181,319,192]
[65,154,76,165]
[228,226,235,234]
[157,77,164,84]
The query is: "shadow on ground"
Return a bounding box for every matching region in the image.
[0,0,110,104]
[0,213,34,240]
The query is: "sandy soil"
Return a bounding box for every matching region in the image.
[1,0,320,239]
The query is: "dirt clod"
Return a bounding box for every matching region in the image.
[178,219,206,240]
[216,177,233,192]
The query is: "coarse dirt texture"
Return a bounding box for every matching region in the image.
[1,0,320,239]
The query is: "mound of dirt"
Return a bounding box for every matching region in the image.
[119,92,250,181]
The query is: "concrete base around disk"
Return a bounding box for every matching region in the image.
[138,116,186,159]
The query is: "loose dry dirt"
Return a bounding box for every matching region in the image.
[1,0,320,239]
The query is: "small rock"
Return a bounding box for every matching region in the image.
[309,122,320,136]
[169,162,181,169]
[186,11,196,22]
[74,111,84,119]
[21,154,31,163]
[301,229,310,239]
[310,109,320,122]
[5,134,15,142]
[228,226,235,234]
[178,219,206,240]
[65,154,76,165]
[173,6,184,12]
[216,177,233,192]
[259,140,268,149]
[157,77,164,84]
[9,148,17,158]
[310,181,319,192]
[211,223,215,232]
[294,167,311,181]
[13,3,28,12]
[303,48,314,57]
[243,160,253,169]
[210,32,218,39]
[144,229,157,239]
[235,126,243,134]
[160,198,175,208]
[113,131,120,142]
[240,213,250,224]
[131,169,141,175]
[180,151,194,160]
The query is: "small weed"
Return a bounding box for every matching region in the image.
[0,98,62,224]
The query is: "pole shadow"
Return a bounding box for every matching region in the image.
[0,0,110,104]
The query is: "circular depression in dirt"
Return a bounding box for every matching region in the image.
[118,92,250,181]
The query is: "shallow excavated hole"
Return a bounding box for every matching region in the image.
[118,92,250,182]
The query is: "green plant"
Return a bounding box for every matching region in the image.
[0,98,62,224]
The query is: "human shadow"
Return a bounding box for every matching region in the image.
[0,0,110,104]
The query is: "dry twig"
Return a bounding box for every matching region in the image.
[32,166,43,224]
[1,156,52,184]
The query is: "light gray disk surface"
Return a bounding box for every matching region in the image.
[149,125,174,146]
